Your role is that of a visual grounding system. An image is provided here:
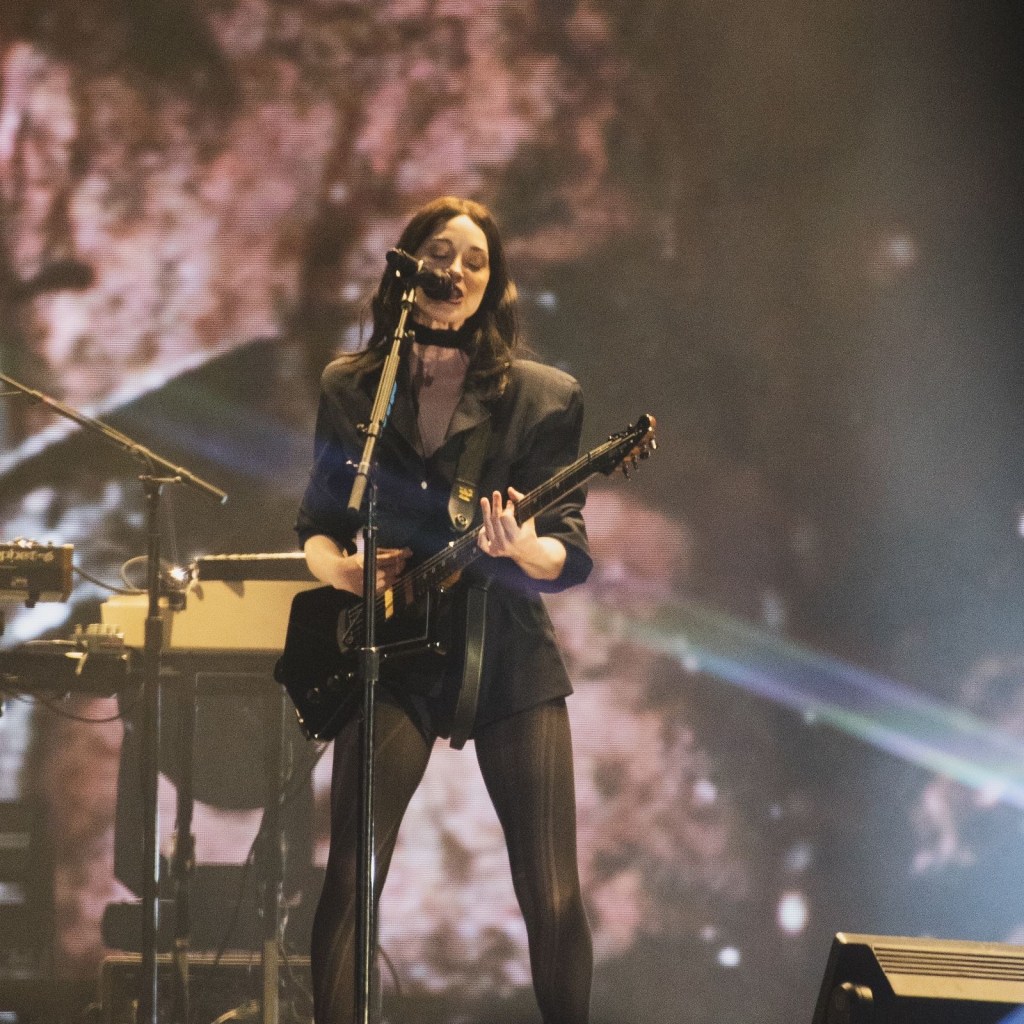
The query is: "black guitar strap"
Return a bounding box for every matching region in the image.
[447,418,492,749]
[447,418,492,533]
[449,577,491,749]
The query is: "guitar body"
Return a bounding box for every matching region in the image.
[274,583,456,740]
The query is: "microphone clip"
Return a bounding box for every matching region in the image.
[384,249,454,301]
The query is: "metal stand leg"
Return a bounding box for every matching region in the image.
[140,478,166,1024]
[170,674,196,1024]
[261,686,289,1024]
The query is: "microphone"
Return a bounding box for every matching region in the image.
[385,248,455,301]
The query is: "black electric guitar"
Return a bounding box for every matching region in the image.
[275,414,657,740]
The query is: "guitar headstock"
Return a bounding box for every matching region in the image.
[597,413,658,478]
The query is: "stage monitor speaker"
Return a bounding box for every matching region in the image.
[812,933,1024,1024]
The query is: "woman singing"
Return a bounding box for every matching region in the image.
[296,196,593,1023]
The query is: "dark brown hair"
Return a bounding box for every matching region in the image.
[356,196,522,400]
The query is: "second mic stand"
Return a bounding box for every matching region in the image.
[0,371,227,1024]
[345,260,421,1024]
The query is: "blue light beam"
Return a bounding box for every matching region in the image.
[635,601,1024,808]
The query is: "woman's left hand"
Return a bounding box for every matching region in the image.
[478,487,566,581]
[478,487,532,558]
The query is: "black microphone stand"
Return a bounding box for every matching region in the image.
[345,254,422,1024]
[0,371,227,1024]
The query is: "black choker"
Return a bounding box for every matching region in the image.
[411,323,470,349]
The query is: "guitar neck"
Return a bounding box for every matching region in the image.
[512,444,612,525]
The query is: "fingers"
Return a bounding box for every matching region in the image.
[332,547,411,595]
[478,489,521,555]
[378,547,413,567]
[375,547,412,591]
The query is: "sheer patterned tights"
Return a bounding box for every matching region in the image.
[310,698,592,1024]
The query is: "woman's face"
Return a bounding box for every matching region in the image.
[412,213,491,330]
